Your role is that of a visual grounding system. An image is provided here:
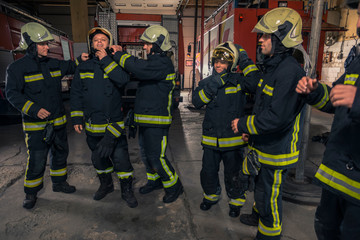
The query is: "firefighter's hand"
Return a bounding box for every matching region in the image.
[242,133,249,142]
[74,124,83,134]
[95,49,107,60]
[111,45,122,53]
[231,118,239,133]
[330,84,357,108]
[81,53,89,61]
[37,108,50,119]
[296,76,318,94]
[234,44,248,62]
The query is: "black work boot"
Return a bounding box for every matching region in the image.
[120,177,138,208]
[139,179,163,194]
[163,181,184,203]
[200,199,218,211]
[240,210,260,226]
[53,181,76,193]
[23,193,37,209]
[94,173,114,200]
[229,205,241,218]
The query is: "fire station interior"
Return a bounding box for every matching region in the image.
[0,0,358,239]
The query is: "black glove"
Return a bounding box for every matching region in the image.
[204,74,224,96]
[125,109,137,139]
[96,133,116,159]
[43,123,55,145]
[96,123,125,158]
[242,149,261,192]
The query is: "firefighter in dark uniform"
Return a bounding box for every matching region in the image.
[192,41,260,217]
[70,27,137,208]
[110,25,183,203]
[296,0,360,238]
[231,8,307,240]
[5,22,85,209]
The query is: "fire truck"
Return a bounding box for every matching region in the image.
[194,0,344,82]
[0,2,75,121]
[96,12,183,109]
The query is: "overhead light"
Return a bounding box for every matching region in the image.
[163,4,173,7]
[115,3,126,6]
[147,4,158,7]
[278,1,288,7]
[131,3,142,7]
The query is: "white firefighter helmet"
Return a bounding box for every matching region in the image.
[212,41,239,72]
[87,27,113,52]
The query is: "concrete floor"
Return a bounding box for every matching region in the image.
[0,91,334,240]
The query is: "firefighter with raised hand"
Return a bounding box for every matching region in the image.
[110,25,183,204]
[231,8,307,240]
[5,22,86,209]
[296,0,360,238]
[70,27,138,208]
[192,41,260,218]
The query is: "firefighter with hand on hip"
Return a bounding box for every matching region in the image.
[70,27,138,208]
[5,22,87,209]
[296,0,360,238]
[231,8,307,240]
[192,41,260,217]
[110,25,183,203]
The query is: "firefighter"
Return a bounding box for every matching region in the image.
[296,0,360,238]
[70,27,138,208]
[231,8,307,239]
[5,22,86,209]
[192,41,260,217]
[110,25,183,203]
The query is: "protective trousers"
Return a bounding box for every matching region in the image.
[200,148,246,207]
[254,167,287,240]
[138,130,161,184]
[138,126,180,190]
[315,188,360,240]
[86,135,134,179]
[24,127,69,194]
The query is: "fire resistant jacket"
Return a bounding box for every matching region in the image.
[70,55,129,137]
[192,60,260,151]
[305,53,360,206]
[6,53,81,132]
[112,51,175,128]
[236,52,306,169]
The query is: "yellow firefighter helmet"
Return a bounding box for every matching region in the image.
[253,7,303,48]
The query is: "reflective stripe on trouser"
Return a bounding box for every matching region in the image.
[254,167,286,240]
[24,127,69,194]
[86,135,133,175]
[201,148,246,203]
[314,188,360,240]
[139,126,179,189]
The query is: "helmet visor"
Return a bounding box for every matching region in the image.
[212,48,234,63]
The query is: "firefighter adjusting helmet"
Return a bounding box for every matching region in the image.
[253,7,303,48]
[87,27,113,52]
[140,25,172,51]
[212,41,239,72]
[18,22,54,50]
[347,0,359,9]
